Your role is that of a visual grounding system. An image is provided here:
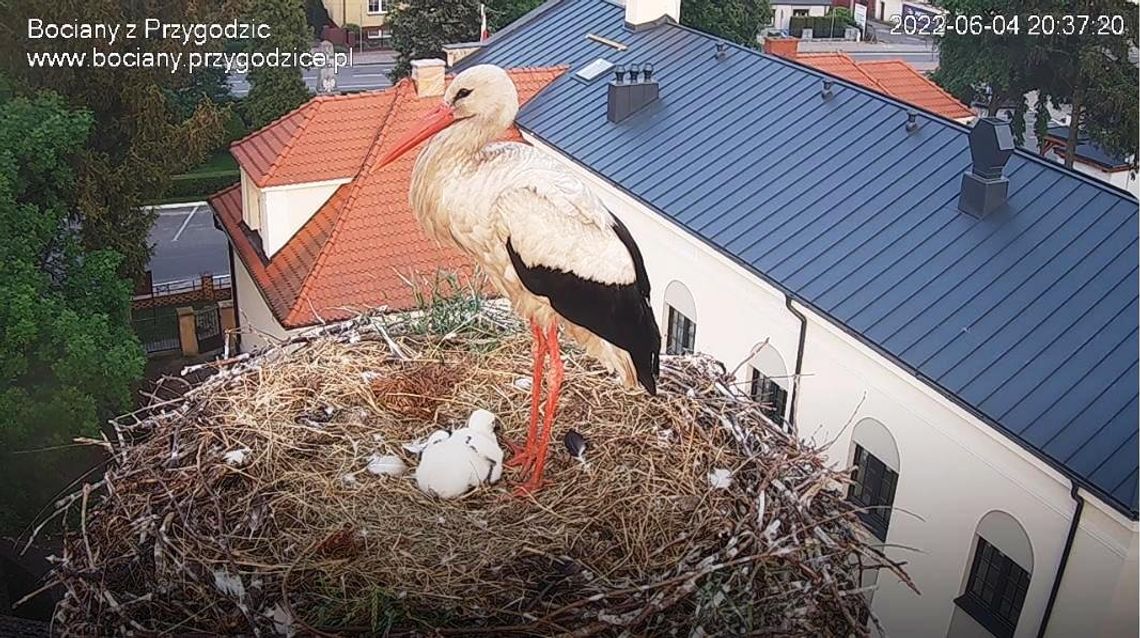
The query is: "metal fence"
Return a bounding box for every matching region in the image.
[133,312,180,354]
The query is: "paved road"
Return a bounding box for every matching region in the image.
[146,202,230,286]
[229,52,396,96]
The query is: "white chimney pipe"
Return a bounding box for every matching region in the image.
[625,0,680,27]
[411,58,446,98]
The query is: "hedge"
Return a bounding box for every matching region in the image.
[161,170,240,203]
[788,15,854,38]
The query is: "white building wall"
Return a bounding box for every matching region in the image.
[232,249,301,352]
[260,179,348,258]
[771,3,831,31]
[876,0,904,21]
[523,134,1138,638]
[240,168,263,231]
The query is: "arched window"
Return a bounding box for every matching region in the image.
[952,511,1034,638]
[847,418,900,542]
[747,342,789,425]
[663,280,696,355]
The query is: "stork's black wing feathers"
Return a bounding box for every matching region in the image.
[506,212,661,395]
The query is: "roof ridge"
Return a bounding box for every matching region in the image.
[288,82,405,323]
[858,58,969,108]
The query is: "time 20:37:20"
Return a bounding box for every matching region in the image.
[889,14,1127,36]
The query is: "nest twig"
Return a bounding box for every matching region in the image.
[36,306,914,637]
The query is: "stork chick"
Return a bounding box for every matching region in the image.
[415,409,504,499]
[374,65,660,494]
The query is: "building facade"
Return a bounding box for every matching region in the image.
[458,1,1139,635]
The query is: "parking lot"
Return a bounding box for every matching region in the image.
[145,202,230,287]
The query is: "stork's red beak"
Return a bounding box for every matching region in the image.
[372,103,455,172]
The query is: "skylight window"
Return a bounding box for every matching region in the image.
[575,58,614,83]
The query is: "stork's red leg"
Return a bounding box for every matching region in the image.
[506,320,546,469]
[516,324,563,495]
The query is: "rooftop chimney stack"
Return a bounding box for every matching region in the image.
[625,0,680,29]
[958,118,1015,217]
[608,63,660,123]
[411,58,446,98]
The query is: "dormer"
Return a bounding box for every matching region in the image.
[228,92,392,258]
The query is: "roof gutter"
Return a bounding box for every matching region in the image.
[1036,482,1085,638]
[784,294,807,433]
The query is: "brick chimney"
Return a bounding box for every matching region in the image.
[625,0,680,28]
[763,38,799,59]
[411,59,445,98]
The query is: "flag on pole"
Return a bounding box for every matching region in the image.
[480,4,490,41]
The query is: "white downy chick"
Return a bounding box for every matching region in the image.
[415,410,504,499]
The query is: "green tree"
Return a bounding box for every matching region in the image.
[387,0,545,81]
[0,0,234,279]
[0,92,145,532]
[488,0,544,29]
[1030,2,1139,168]
[388,0,485,80]
[934,0,1138,168]
[681,0,773,47]
[244,0,314,128]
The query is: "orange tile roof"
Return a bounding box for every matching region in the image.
[211,67,566,329]
[230,90,400,188]
[857,60,974,120]
[796,53,884,92]
[794,54,972,121]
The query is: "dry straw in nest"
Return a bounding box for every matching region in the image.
[35,306,914,637]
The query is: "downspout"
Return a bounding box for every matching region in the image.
[227,244,241,351]
[784,294,808,432]
[1037,483,1085,638]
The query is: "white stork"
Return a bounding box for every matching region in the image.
[374,65,660,494]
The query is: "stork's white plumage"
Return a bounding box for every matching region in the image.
[375,64,661,494]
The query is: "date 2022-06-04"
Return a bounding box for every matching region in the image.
[890,13,1127,37]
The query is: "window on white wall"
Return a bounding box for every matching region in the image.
[666,306,696,355]
[750,371,788,424]
[367,0,385,14]
[792,8,809,16]
[663,281,697,355]
[953,512,1034,638]
[847,418,900,542]
[848,445,897,541]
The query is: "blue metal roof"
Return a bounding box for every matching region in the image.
[1046,125,1132,171]
[462,0,1140,517]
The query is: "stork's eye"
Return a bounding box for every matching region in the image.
[455,88,473,100]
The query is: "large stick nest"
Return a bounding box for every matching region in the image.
[39,305,913,636]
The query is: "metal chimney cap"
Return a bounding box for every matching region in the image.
[969,117,1015,180]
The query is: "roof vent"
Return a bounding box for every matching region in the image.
[958,118,1015,217]
[607,63,660,124]
[715,42,728,59]
[821,79,833,99]
[905,109,918,132]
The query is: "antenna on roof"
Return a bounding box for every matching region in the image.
[905,109,919,132]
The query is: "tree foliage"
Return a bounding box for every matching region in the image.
[0,92,145,532]
[0,0,236,279]
[388,0,486,80]
[681,0,773,47]
[243,0,314,128]
[387,0,544,81]
[934,0,1138,167]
